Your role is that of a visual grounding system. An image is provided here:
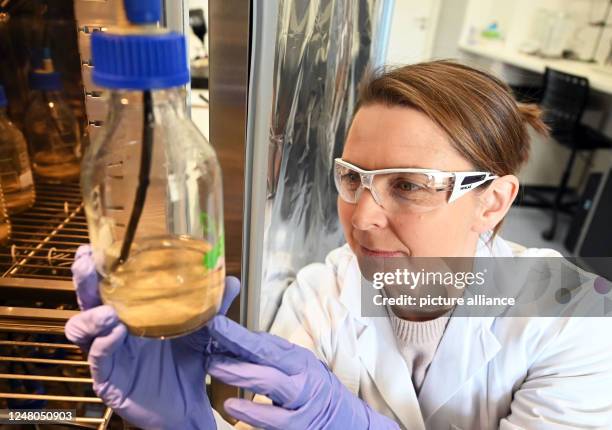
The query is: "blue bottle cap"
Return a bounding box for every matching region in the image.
[124,0,161,24]
[0,85,6,107]
[91,31,189,90]
[29,71,63,91]
[91,0,188,90]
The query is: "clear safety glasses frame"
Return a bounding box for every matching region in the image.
[333,158,499,209]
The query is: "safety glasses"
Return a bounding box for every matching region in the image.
[333,158,498,213]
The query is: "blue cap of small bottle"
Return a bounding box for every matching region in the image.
[0,85,7,107]
[29,71,63,91]
[124,0,161,24]
[29,48,63,91]
[91,0,189,90]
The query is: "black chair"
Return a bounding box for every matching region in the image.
[521,68,612,241]
[189,9,207,44]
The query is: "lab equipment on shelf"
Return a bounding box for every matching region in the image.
[23,49,82,183]
[0,84,35,214]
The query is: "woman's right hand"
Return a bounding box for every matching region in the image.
[65,245,240,430]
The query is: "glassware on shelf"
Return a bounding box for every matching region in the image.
[24,49,81,183]
[0,181,12,245]
[0,84,35,214]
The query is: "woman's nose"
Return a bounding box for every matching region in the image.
[351,188,388,231]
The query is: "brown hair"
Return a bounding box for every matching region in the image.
[356,60,549,233]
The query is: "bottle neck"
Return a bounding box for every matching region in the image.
[109,88,187,116]
[30,89,63,103]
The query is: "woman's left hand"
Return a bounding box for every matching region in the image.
[207,315,400,430]
[65,245,240,430]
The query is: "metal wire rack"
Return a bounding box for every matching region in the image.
[0,182,87,281]
[0,182,117,429]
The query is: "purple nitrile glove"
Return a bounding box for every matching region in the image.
[65,245,239,430]
[206,316,400,430]
[71,245,101,313]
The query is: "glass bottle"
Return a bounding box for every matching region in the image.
[23,51,81,182]
[0,181,12,245]
[81,2,225,338]
[0,85,35,214]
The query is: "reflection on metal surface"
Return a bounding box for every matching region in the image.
[208,0,249,278]
[208,0,250,417]
[253,0,389,330]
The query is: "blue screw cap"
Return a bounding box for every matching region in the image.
[124,0,161,24]
[91,31,189,90]
[29,71,62,91]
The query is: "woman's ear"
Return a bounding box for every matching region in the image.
[472,175,519,234]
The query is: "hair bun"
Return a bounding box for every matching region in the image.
[517,102,550,137]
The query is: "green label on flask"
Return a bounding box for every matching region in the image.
[204,233,224,270]
[200,212,224,270]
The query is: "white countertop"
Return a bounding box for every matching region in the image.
[459,41,612,95]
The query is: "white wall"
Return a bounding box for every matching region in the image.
[430,0,469,59]
[385,0,441,65]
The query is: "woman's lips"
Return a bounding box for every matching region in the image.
[359,245,404,258]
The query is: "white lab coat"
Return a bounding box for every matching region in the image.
[215,237,612,429]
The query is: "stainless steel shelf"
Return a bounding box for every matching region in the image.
[0,182,115,429]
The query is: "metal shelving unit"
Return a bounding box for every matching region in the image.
[0,182,116,430]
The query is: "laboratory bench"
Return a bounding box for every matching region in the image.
[459,41,612,95]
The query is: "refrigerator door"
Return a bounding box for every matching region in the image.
[243,0,392,331]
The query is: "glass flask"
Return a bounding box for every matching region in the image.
[83,89,226,338]
[81,12,225,337]
[23,52,81,182]
[0,85,35,214]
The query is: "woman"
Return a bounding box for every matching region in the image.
[66,61,612,429]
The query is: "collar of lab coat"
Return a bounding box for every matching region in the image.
[337,234,511,428]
